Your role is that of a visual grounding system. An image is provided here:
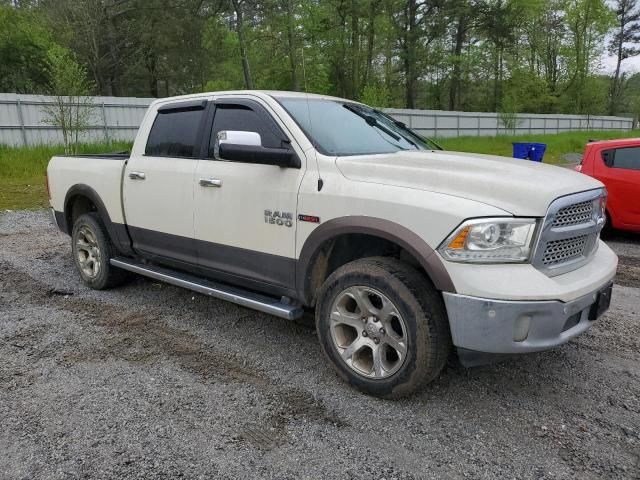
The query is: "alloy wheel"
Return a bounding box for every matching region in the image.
[329,286,408,379]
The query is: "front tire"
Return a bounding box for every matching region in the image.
[315,257,450,398]
[71,212,128,290]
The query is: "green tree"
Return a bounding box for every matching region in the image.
[0,5,54,93]
[564,0,615,114]
[42,46,95,154]
[608,0,640,114]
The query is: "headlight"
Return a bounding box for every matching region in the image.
[439,218,538,263]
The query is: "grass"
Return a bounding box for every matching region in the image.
[1,129,639,210]
[0,141,132,211]
[437,129,640,165]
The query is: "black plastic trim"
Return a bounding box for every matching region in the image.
[127,225,297,296]
[217,143,301,168]
[157,99,207,113]
[456,348,516,367]
[63,184,134,256]
[53,210,68,234]
[296,216,456,306]
[57,153,130,160]
[128,225,197,267]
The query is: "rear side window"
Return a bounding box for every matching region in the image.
[145,108,205,158]
[609,147,640,170]
[209,104,283,156]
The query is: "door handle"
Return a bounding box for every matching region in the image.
[129,171,146,180]
[199,178,223,188]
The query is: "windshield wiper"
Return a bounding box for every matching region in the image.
[378,112,444,150]
[342,104,402,142]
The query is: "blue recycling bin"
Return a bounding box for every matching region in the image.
[512,142,547,162]
[512,142,530,160]
[528,142,547,162]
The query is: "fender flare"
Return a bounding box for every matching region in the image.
[63,184,133,255]
[296,216,456,305]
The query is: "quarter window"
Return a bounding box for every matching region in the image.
[610,147,640,170]
[145,108,205,158]
[209,104,283,157]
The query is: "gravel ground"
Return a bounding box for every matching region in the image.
[1,210,639,480]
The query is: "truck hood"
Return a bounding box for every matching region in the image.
[335,150,603,216]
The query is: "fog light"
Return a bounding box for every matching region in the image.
[513,315,531,342]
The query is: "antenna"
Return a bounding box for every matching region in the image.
[301,44,323,191]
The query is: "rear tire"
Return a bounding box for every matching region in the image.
[71,212,128,290]
[315,257,450,399]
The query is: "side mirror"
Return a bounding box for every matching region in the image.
[218,143,301,168]
[218,130,262,147]
[215,130,299,168]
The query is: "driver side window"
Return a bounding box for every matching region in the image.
[208,104,283,157]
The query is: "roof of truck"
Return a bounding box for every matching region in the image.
[150,90,359,107]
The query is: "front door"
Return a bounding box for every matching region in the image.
[123,100,208,265]
[193,97,305,292]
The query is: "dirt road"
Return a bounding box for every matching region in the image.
[1,210,638,479]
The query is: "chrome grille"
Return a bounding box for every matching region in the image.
[532,189,605,277]
[541,235,588,266]
[552,201,593,228]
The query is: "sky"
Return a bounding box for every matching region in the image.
[599,0,640,75]
[600,51,640,74]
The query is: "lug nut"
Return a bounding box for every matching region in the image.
[379,328,385,334]
[374,338,380,344]
[362,331,368,337]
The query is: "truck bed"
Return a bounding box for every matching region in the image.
[48,153,130,227]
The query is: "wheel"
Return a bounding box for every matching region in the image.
[315,257,450,398]
[71,212,128,289]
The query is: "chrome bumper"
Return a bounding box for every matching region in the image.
[442,280,613,357]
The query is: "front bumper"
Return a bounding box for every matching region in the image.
[443,280,614,365]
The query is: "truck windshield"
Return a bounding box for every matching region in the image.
[277,98,442,156]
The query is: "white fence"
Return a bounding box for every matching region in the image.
[0,93,634,147]
[385,109,635,138]
[0,93,151,147]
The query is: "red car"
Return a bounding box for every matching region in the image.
[576,138,640,232]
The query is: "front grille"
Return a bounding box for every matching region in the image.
[541,235,588,266]
[532,189,604,277]
[552,200,593,227]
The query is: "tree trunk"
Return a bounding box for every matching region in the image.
[350,0,360,99]
[146,50,158,97]
[285,0,299,91]
[336,1,348,97]
[448,11,466,110]
[232,0,253,89]
[610,54,623,115]
[493,47,500,111]
[404,0,418,109]
[105,8,121,96]
[362,0,377,88]
[610,13,626,115]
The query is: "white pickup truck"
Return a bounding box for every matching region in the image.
[47,91,617,398]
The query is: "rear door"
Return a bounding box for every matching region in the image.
[123,100,208,265]
[596,145,640,227]
[193,97,305,293]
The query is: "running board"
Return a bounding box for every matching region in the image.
[110,257,304,320]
